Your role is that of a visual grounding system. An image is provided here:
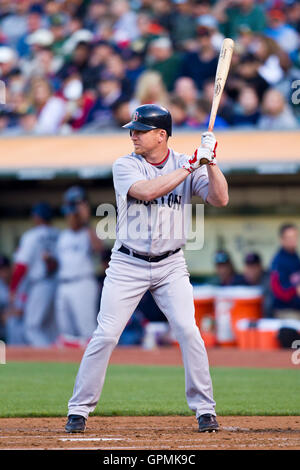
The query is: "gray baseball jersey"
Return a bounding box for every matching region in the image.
[112,149,209,255]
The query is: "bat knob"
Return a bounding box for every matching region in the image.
[200,158,209,165]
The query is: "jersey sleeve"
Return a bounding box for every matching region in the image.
[14,232,36,266]
[191,165,209,202]
[112,156,145,198]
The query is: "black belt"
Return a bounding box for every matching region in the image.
[118,244,181,263]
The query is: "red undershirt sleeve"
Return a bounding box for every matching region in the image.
[270,271,297,302]
[10,263,27,293]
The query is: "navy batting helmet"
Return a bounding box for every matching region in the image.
[31,202,53,221]
[122,104,172,136]
[63,186,86,204]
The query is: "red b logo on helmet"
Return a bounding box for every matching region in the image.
[133,111,139,121]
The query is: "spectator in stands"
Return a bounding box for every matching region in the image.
[112,99,132,126]
[133,12,164,56]
[3,69,28,127]
[22,45,61,88]
[0,1,28,47]
[258,88,299,130]
[84,0,109,34]
[168,96,189,129]
[187,97,229,129]
[0,0,299,134]
[111,0,139,46]
[270,223,300,318]
[210,250,244,286]
[173,76,199,115]
[83,71,124,131]
[168,0,197,50]
[213,0,267,39]
[83,41,115,90]
[60,74,95,132]
[28,77,66,134]
[24,28,55,70]
[105,52,133,98]
[123,49,145,87]
[67,15,83,39]
[264,8,299,54]
[286,0,300,34]
[152,0,173,34]
[193,0,212,18]
[146,36,182,91]
[16,3,44,58]
[196,14,224,51]
[49,13,69,58]
[229,52,269,102]
[180,22,219,90]
[202,78,235,125]
[253,34,290,87]
[58,40,92,90]
[130,70,169,111]
[0,111,9,134]
[17,108,38,135]
[235,24,255,55]
[232,85,260,126]
[61,29,94,58]
[0,47,18,84]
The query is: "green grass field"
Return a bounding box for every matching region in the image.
[0,362,299,417]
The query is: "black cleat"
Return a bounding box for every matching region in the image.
[198,414,219,433]
[65,414,86,433]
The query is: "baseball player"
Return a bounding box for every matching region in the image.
[55,186,103,344]
[10,202,59,346]
[65,104,229,433]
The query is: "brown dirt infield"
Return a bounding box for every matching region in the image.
[2,346,299,450]
[0,416,300,450]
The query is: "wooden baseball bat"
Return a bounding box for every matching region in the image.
[208,38,234,132]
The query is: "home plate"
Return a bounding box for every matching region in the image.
[60,438,125,442]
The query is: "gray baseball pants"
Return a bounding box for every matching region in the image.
[68,249,216,419]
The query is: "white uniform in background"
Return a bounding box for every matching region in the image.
[55,227,99,339]
[14,225,59,346]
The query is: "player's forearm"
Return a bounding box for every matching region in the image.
[129,168,189,201]
[206,165,229,207]
[88,226,103,252]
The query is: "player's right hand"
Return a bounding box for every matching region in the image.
[179,147,213,173]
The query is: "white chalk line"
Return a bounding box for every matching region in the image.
[0,447,150,451]
[60,438,124,442]
[0,435,127,440]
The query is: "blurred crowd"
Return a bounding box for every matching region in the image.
[0,192,300,347]
[0,0,299,135]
